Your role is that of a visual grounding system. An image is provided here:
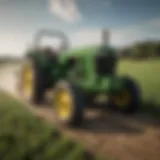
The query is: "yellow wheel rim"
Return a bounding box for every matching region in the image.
[55,89,72,120]
[21,63,33,99]
[112,90,131,108]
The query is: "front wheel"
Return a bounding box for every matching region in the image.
[53,80,85,127]
[17,59,45,104]
[108,77,141,114]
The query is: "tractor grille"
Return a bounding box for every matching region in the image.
[95,55,114,76]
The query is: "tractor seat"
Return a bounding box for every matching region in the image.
[43,47,58,60]
[44,47,57,55]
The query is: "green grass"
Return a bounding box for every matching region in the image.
[118,59,160,116]
[0,91,103,160]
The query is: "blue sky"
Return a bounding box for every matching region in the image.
[0,0,160,56]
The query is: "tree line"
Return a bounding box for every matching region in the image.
[0,56,22,65]
[120,41,160,59]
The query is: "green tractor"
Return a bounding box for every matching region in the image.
[18,29,141,126]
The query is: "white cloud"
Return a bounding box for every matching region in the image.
[0,31,64,56]
[0,32,31,57]
[70,29,101,48]
[111,19,160,47]
[49,0,81,22]
[1,18,160,57]
[70,18,160,48]
[147,18,160,27]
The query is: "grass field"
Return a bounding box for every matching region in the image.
[0,91,102,160]
[118,59,160,116]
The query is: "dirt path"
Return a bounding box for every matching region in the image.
[0,64,160,160]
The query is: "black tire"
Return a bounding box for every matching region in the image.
[18,59,45,105]
[54,80,85,127]
[85,94,95,106]
[108,77,141,114]
[32,63,46,104]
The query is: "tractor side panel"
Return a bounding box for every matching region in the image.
[26,50,59,89]
[79,76,126,96]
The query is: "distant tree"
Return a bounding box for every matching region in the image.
[130,41,160,59]
[120,47,131,58]
[130,43,147,59]
[154,42,160,56]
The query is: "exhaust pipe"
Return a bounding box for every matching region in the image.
[102,29,110,46]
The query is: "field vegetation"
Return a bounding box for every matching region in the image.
[0,91,102,160]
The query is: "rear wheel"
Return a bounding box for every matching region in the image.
[108,77,141,114]
[53,81,85,127]
[18,60,45,104]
